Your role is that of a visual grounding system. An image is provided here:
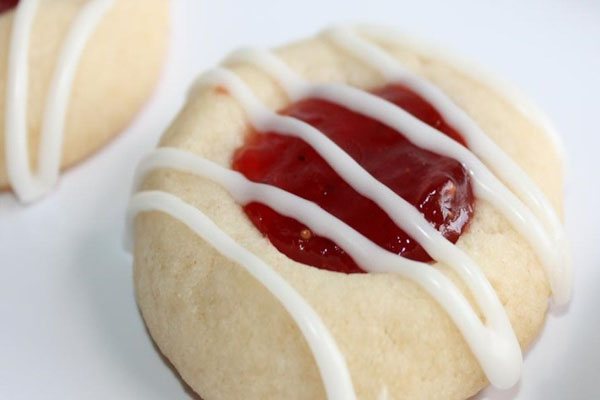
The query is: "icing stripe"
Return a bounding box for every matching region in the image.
[130,147,522,388]
[224,44,571,305]
[356,24,567,162]
[4,0,114,203]
[126,190,358,400]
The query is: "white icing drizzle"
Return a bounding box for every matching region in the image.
[127,27,573,398]
[377,386,389,400]
[4,0,114,203]
[356,24,567,162]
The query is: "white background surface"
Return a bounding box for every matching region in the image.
[1,0,599,398]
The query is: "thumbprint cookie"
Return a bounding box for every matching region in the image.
[127,26,572,400]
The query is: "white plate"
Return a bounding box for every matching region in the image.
[1,0,599,398]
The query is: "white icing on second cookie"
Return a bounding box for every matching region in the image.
[4,0,114,203]
[127,27,572,398]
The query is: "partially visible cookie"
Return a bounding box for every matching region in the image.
[0,0,169,200]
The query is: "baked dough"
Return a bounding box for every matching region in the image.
[133,30,563,399]
[0,0,169,190]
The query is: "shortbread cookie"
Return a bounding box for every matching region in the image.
[128,26,571,400]
[0,0,169,202]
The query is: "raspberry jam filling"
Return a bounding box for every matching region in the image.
[0,0,18,14]
[232,84,474,273]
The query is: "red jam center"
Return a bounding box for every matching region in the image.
[232,84,474,273]
[0,0,18,14]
